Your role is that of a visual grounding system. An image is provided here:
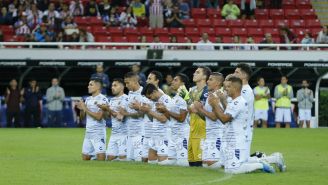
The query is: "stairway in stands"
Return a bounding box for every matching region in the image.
[312,0,328,25]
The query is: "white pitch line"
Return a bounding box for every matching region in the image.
[183,173,233,185]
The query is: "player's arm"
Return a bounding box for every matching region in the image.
[77,100,104,121]
[193,101,217,121]
[141,104,167,123]
[211,103,232,124]
[98,104,112,119]
[157,103,187,122]
[119,107,144,119]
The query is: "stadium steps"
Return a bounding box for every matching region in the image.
[312,0,328,25]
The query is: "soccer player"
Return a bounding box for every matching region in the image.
[296,80,314,128]
[274,76,294,128]
[140,83,172,165]
[188,67,211,167]
[253,77,270,128]
[209,76,275,174]
[156,73,190,166]
[234,63,254,158]
[77,78,109,161]
[119,72,145,161]
[98,78,128,161]
[193,72,225,169]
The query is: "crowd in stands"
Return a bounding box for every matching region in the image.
[0,0,327,46]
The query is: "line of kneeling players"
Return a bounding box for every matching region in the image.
[78,67,286,174]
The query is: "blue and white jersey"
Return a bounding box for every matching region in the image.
[142,95,154,138]
[170,94,188,138]
[126,87,144,137]
[241,85,254,138]
[108,94,128,135]
[152,94,173,137]
[85,93,109,133]
[224,96,248,149]
[204,93,225,139]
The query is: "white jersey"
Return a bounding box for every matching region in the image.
[152,94,173,137]
[142,95,154,138]
[85,94,109,133]
[241,85,254,136]
[170,94,188,138]
[126,87,144,137]
[224,96,248,149]
[204,95,225,139]
[108,94,128,135]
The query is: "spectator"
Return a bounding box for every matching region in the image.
[221,0,240,20]
[102,7,120,27]
[279,26,296,50]
[253,77,270,128]
[301,32,315,50]
[56,31,64,42]
[69,31,80,42]
[260,33,276,50]
[138,13,149,27]
[196,33,215,50]
[168,35,178,50]
[150,35,166,49]
[69,0,84,17]
[79,29,95,42]
[61,16,78,35]
[149,0,164,28]
[0,30,3,42]
[5,79,23,128]
[119,6,138,28]
[296,80,314,128]
[91,64,110,95]
[316,25,328,44]
[99,0,111,16]
[192,0,200,8]
[46,78,65,127]
[26,3,43,29]
[207,0,219,9]
[178,0,190,19]
[43,3,60,29]
[162,73,174,96]
[241,0,256,19]
[166,5,184,28]
[274,76,294,128]
[0,7,13,25]
[23,79,42,128]
[138,35,149,50]
[14,13,31,36]
[184,37,193,50]
[244,36,258,50]
[34,23,54,42]
[131,0,146,18]
[230,35,244,50]
[85,0,100,16]
[214,36,223,50]
[131,64,147,87]
[59,3,70,19]
[8,3,18,21]
[37,0,50,12]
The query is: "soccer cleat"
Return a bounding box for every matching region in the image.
[272,152,287,172]
[261,161,275,173]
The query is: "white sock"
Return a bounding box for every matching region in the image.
[158,159,176,166]
[208,161,222,169]
[226,163,263,174]
[203,163,209,168]
[176,159,189,167]
[118,158,127,162]
[260,155,278,164]
[148,160,158,164]
[247,156,261,163]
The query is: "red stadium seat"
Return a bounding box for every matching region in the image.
[289,20,305,28]
[159,36,170,43]
[185,27,200,37]
[111,36,128,42]
[311,28,322,37]
[255,9,269,19]
[284,9,300,19]
[127,35,139,42]
[232,28,247,36]
[294,28,311,36]
[196,19,212,28]
[247,28,264,37]
[215,28,232,36]
[207,8,221,18]
[139,27,154,36]
[259,19,274,28]
[269,9,284,19]
[124,27,139,36]
[244,19,258,28]
[263,28,279,37]
[169,28,185,36]
[154,28,169,36]
[253,36,264,43]
[222,37,233,43]
[74,17,89,26]
[190,36,201,43]
[305,19,322,29]
[88,16,103,26]
[0,25,14,35]
[282,0,296,9]
[191,8,207,18]
[108,27,123,36]
[274,19,289,27]
[92,26,108,35]
[182,19,196,27]
[295,0,312,9]
[96,36,111,42]
[199,27,216,36]
[300,9,317,19]
[212,19,228,28]
[228,19,244,28]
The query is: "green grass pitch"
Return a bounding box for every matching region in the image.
[0,128,327,185]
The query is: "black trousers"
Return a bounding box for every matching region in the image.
[24,108,41,128]
[6,111,20,128]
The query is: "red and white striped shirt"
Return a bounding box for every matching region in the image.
[150,0,163,16]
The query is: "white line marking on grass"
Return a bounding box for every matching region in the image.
[184,174,233,185]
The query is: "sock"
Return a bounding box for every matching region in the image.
[158,159,176,166]
[194,161,203,167]
[176,159,189,167]
[247,156,261,163]
[189,162,195,167]
[148,160,158,164]
[208,162,222,169]
[226,163,263,174]
[118,158,127,162]
[202,163,209,168]
[260,155,278,164]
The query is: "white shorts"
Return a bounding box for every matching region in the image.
[254,109,268,121]
[224,148,248,173]
[126,135,143,161]
[299,109,312,121]
[106,135,128,157]
[201,138,224,162]
[275,108,292,123]
[142,136,152,158]
[149,137,169,157]
[82,132,106,155]
[168,136,188,160]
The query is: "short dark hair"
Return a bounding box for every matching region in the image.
[142,83,158,96]
[124,72,138,79]
[257,76,264,82]
[198,66,212,81]
[150,70,163,84]
[113,78,124,85]
[210,72,224,84]
[237,63,252,80]
[176,73,189,87]
[90,77,103,86]
[227,76,243,90]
